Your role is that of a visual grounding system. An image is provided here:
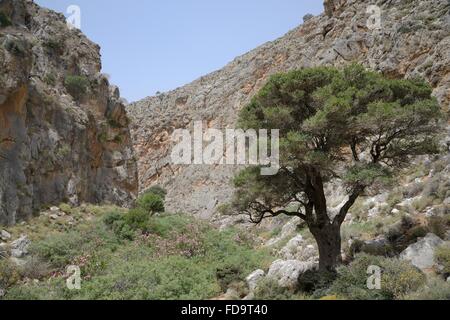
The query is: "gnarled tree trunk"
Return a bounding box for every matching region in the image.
[310,223,342,272]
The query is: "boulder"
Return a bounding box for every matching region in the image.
[246,269,265,292]
[0,230,11,241]
[400,233,444,271]
[279,235,318,262]
[10,235,31,258]
[267,259,317,289]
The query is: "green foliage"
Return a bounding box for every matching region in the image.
[124,208,151,231]
[145,186,167,200]
[330,254,426,300]
[435,244,450,276]
[405,277,450,300]
[30,221,121,271]
[253,278,309,300]
[4,208,272,300]
[0,11,12,27]
[216,265,243,291]
[349,239,395,258]
[19,256,51,280]
[298,270,337,296]
[44,73,57,86]
[0,259,21,289]
[75,255,220,300]
[43,39,65,54]
[3,37,26,55]
[102,210,135,240]
[427,216,448,239]
[136,192,165,215]
[64,75,90,100]
[253,278,295,300]
[103,188,167,239]
[385,215,428,253]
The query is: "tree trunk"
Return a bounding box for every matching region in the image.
[311,223,342,273]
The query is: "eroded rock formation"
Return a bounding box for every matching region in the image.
[0,0,138,225]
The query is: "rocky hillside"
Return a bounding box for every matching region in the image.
[127,0,450,220]
[0,0,138,225]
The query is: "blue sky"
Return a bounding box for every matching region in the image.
[35,1,323,102]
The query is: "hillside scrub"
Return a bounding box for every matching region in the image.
[2,206,273,300]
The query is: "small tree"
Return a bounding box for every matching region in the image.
[233,65,441,272]
[64,75,90,100]
[136,189,165,215]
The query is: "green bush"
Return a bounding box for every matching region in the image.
[136,192,165,214]
[19,256,51,280]
[298,270,337,297]
[103,210,135,240]
[69,255,220,300]
[0,259,20,289]
[43,39,65,54]
[405,277,450,300]
[427,216,448,239]
[64,75,90,100]
[330,254,426,300]
[124,208,151,231]
[30,231,85,268]
[349,239,395,258]
[145,214,192,238]
[0,11,12,27]
[5,207,273,300]
[435,244,450,276]
[145,186,167,200]
[216,265,244,292]
[44,73,57,86]
[3,38,25,55]
[30,221,120,269]
[253,278,308,300]
[3,278,71,300]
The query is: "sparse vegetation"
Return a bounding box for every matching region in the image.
[44,72,57,86]
[2,205,272,300]
[64,75,90,100]
[0,11,12,27]
[43,39,65,54]
[329,254,426,300]
[3,37,26,55]
[435,244,450,276]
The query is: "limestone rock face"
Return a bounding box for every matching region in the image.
[400,233,445,271]
[267,259,317,289]
[127,0,450,220]
[10,234,30,258]
[0,0,138,225]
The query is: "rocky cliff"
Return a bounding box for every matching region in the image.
[0,0,138,225]
[127,0,450,220]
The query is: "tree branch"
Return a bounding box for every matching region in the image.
[334,184,365,226]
